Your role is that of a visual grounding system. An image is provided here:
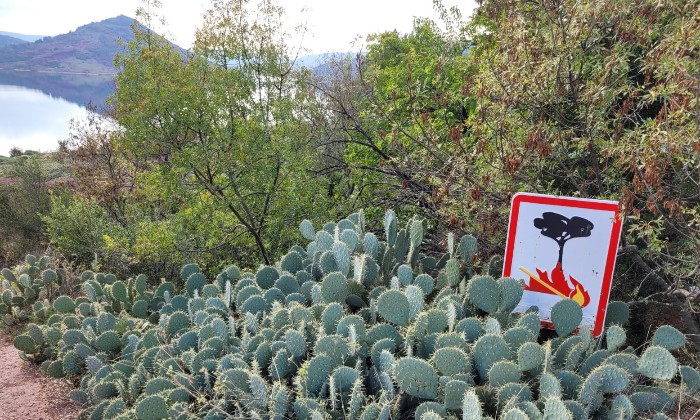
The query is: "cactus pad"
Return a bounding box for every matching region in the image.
[467,275,499,314]
[550,298,582,337]
[53,295,76,314]
[376,289,409,326]
[321,272,349,304]
[488,360,521,387]
[651,325,686,351]
[638,346,677,381]
[393,357,438,399]
[135,394,169,420]
[432,346,470,377]
[473,334,511,380]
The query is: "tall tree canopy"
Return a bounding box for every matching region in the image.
[111,0,331,266]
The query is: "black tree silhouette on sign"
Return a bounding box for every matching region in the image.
[533,212,594,264]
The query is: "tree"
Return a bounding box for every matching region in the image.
[306,18,473,232]
[112,0,331,266]
[0,156,52,265]
[448,0,699,341]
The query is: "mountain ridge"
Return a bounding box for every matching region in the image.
[0,31,44,42]
[0,34,28,47]
[0,15,140,75]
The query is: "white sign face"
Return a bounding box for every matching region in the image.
[502,193,623,336]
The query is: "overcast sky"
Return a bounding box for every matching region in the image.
[0,0,476,53]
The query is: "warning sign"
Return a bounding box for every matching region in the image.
[502,193,624,336]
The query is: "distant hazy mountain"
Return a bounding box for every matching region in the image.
[0,34,28,47]
[0,31,44,42]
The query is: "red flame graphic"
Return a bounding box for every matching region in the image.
[524,262,591,307]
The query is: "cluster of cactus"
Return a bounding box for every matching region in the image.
[0,254,65,325]
[4,210,699,419]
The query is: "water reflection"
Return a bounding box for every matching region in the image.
[0,84,89,156]
[0,70,114,107]
[0,69,115,156]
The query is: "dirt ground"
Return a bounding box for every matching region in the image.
[0,334,79,420]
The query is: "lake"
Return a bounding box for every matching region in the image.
[0,84,90,156]
[0,70,114,156]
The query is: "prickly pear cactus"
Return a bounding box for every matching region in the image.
[2,210,696,420]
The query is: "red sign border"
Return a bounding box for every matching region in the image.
[502,192,623,336]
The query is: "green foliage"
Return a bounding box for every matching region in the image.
[43,194,122,268]
[110,0,335,270]
[458,0,700,316]
[0,155,52,266]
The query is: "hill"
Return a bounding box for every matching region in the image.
[0,16,183,106]
[0,34,27,47]
[0,31,44,42]
[0,15,140,75]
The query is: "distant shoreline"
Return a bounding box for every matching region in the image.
[0,67,115,76]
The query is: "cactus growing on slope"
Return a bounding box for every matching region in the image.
[1,209,697,419]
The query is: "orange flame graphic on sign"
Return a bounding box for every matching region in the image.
[519,262,591,307]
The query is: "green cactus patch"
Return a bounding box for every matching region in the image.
[1,210,696,420]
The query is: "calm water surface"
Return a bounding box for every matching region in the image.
[0,84,90,156]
